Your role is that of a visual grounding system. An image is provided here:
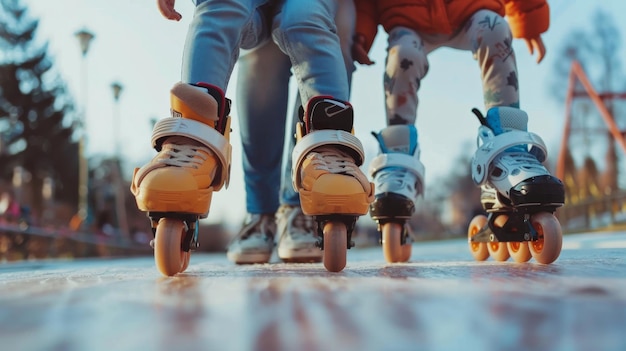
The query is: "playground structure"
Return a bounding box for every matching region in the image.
[556,60,626,231]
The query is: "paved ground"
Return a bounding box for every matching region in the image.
[1,231,626,351]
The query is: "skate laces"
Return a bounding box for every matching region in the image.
[496,151,546,175]
[376,166,418,193]
[278,205,315,240]
[309,145,370,190]
[158,136,212,169]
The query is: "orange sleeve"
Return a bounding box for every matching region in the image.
[504,0,549,39]
[354,0,379,53]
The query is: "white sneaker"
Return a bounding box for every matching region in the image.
[226,213,275,264]
[276,205,322,263]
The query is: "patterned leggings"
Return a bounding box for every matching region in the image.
[384,9,519,125]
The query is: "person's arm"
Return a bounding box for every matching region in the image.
[505,0,549,63]
[157,0,182,21]
[352,0,378,65]
[524,36,546,64]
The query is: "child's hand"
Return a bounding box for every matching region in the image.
[157,0,182,21]
[352,34,375,65]
[524,36,546,64]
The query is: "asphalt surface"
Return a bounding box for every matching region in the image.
[1,231,626,351]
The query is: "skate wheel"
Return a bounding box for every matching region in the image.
[529,212,562,264]
[322,221,347,272]
[382,222,411,263]
[180,251,191,273]
[488,241,510,262]
[468,215,489,261]
[399,241,412,263]
[154,218,186,276]
[507,241,531,263]
[487,214,510,262]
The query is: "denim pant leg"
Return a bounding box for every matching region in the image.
[236,42,292,214]
[182,0,271,89]
[279,0,356,206]
[271,0,349,102]
[279,95,302,207]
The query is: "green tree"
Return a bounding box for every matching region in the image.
[0,0,78,218]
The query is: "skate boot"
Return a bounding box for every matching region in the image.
[292,96,374,272]
[369,125,425,263]
[226,213,276,264]
[276,204,322,263]
[130,82,232,276]
[467,106,564,264]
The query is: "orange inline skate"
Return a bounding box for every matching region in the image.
[291,96,374,272]
[131,82,232,276]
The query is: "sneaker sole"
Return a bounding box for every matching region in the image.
[226,251,271,264]
[277,246,323,263]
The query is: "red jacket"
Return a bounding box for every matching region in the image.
[355,0,550,52]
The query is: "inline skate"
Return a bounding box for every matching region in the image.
[292,96,374,272]
[369,125,425,263]
[130,82,232,276]
[467,107,564,264]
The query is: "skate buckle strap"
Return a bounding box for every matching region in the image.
[151,117,232,189]
[291,129,365,188]
[471,126,547,185]
[369,153,425,185]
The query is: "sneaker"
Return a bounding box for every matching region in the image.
[276,205,322,263]
[226,213,275,264]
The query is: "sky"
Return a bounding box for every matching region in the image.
[22,0,626,227]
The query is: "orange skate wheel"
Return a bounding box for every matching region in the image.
[323,221,347,272]
[399,240,412,263]
[488,241,510,262]
[154,218,186,276]
[507,241,531,263]
[180,250,191,273]
[529,212,562,264]
[468,215,489,261]
[382,222,411,263]
[486,214,509,262]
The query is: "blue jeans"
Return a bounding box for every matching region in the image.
[181,0,272,90]
[237,0,356,214]
[271,0,349,102]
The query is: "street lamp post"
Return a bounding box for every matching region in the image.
[110,81,129,238]
[111,82,123,157]
[73,28,94,230]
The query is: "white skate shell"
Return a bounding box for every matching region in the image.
[151,117,232,189]
[369,152,425,196]
[471,125,547,186]
[291,129,365,189]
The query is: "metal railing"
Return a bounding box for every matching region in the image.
[0,223,151,262]
[558,190,626,233]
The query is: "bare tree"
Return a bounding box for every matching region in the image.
[550,9,625,193]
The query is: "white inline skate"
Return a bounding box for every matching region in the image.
[131,82,232,276]
[467,107,565,264]
[292,96,374,272]
[369,125,425,263]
